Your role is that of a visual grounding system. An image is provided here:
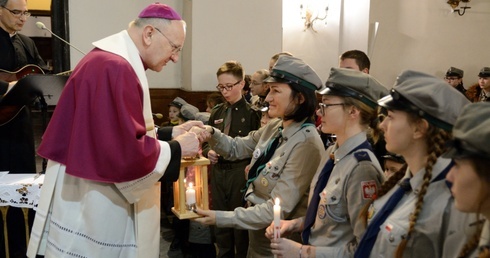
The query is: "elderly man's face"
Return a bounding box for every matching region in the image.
[146,20,185,72]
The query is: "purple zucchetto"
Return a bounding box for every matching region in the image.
[138,2,182,20]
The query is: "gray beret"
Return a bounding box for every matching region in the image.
[264,56,323,91]
[169,96,188,108]
[446,67,464,78]
[180,103,199,121]
[378,70,470,131]
[443,102,490,159]
[319,67,389,109]
[478,67,490,78]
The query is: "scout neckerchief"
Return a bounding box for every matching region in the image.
[354,161,453,257]
[301,140,372,243]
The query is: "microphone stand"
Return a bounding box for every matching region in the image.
[38,94,48,172]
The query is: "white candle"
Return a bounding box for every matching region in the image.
[186,183,196,205]
[273,197,281,240]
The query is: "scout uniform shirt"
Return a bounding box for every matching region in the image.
[308,132,384,258]
[367,157,479,258]
[208,118,323,257]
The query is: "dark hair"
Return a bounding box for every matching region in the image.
[206,92,224,108]
[243,74,251,92]
[340,50,371,71]
[282,83,317,122]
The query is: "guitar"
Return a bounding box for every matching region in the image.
[0,65,71,126]
[0,64,45,82]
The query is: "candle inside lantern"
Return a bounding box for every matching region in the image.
[273,197,281,240]
[186,182,196,206]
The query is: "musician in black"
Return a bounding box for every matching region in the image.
[1,0,47,174]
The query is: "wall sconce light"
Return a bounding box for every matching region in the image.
[300,1,329,32]
[447,0,471,16]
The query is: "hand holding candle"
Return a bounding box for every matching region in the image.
[273,197,281,240]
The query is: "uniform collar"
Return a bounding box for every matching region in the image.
[225,95,247,109]
[405,157,452,192]
[281,119,306,141]
[330,131,367,163]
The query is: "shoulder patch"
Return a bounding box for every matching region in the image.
[361,180,377,200]
[354,151,371,162]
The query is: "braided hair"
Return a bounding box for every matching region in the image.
[394,116,451,257]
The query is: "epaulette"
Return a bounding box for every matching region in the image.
[354,151,371,162]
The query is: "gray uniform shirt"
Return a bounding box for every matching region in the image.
[368,157,479,258]
[308,132,384,258]
[208,118,323,257]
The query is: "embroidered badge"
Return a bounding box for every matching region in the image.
[385,223,393,232]
[361,180,377,200]
[261,177,269,187]
[262,162,272,176]
[253,149,261,159]
[367,204,375,220]
[214,118,224,124]
[318,204,327,219]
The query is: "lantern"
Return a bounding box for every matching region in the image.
[171,156,210,219]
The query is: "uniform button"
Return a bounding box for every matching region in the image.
[306,129,310,132]
[235,107,238,110]
[335,178,340,184]
[274,166,278,170]
[239,130,242,133]
[280,152,285,157]
[389,235,395,242]
[283,137,288,141]
[331,196,337,201]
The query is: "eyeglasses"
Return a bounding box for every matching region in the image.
[216,80,241,92]
[251,81,263,86]
[1,6,31,17]
[318,103,344,116]
[153,27,182,54]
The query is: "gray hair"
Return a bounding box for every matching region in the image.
[0,0,9,7]
[133,17,171,29]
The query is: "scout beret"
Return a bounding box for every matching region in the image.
[378,70,470,131]
[264,56,323,91]
[168,97,187,108]
[478,67,490,78]
[382,153,406,164]
[443,102,490,159]
[138,2,182,20]
[180,103,199,121]
[446,67,464,78]
[319,67,389,109]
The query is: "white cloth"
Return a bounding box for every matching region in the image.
[27,30,172,258]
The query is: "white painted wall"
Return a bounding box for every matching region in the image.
[369,0,490,88]
[61,0,490,91]
[184,0,282,91]
[69,0,182,88]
